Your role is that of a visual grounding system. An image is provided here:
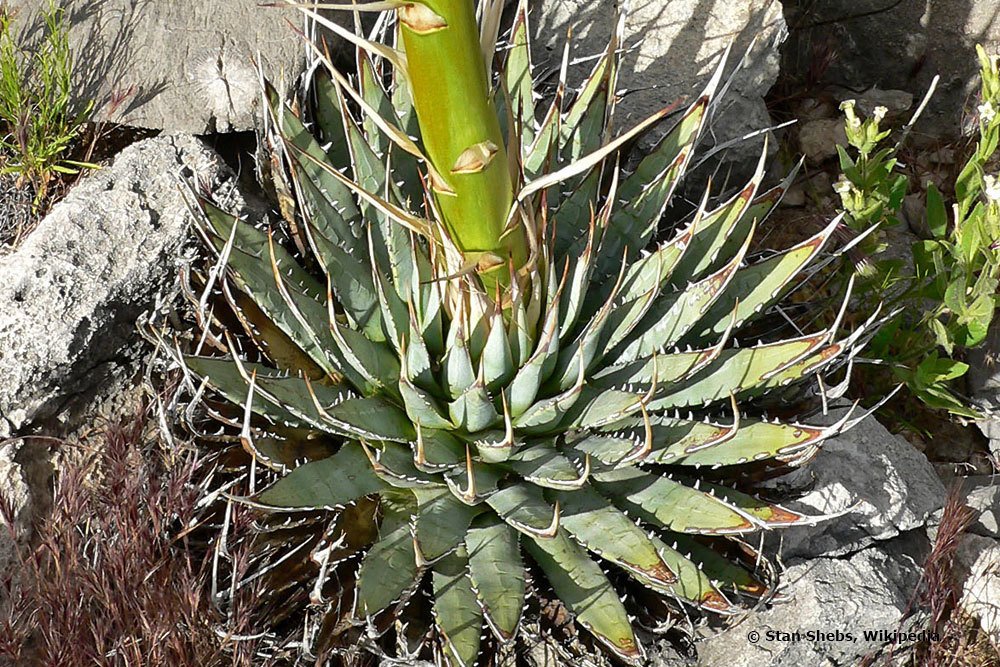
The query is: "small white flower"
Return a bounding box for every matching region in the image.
[833,177,852,195]
[839,99,856,111]
[873,106,888,121]
[979,101,996,124]
[985,174,1000,202]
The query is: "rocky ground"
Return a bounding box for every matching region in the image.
[2,1,1000,666]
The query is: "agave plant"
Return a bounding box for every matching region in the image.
[167,0,875,663]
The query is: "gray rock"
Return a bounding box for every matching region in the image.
[781,1,1000,141]
[530,0,785,171]
[7,1,350,134]
[968,318,1000,401]
[695,539,924,667]
[967,317,1000,456]
[798,118,847,163]
[0,135,246,436]
[767,411,945,560]
[850,88,915,118]
[956,533,1000,645]
[955,477,1000,539]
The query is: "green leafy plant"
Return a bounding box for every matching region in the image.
[159,1,872,663]
[832,45,1000,417]
[0,0,94,205]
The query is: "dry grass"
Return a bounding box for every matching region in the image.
[0,407,266,666]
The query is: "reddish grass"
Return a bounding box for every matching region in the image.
[0,408,263,667]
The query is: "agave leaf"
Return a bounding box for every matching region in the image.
[585,96,706,310]
[413,488,483,562]
[556,210,600,339]
[183,356,311,428]
[330,84,417,297]
[594,467,755,535]
[443,316,477,399]
[266,82,362,239]
[371,252,409,351]
[610,222,753,364]
[503,0,535,150]
[508,445,588,490]
[666,417,843,467]
[357,50,396,156]
[507,283,534,367]
[327,307,401,395]
[522,51,564,179]
[524,530,644,664]
[672,535,769,599]
[183,355,414,443]
[254,442,387,511]
[414,263,445,355]
[652,537,739,612]
[570,412,733,466]
[591,344,723,390]
[508,290,562,417]
[312,69,353,165]
[554,485,676,588]
[558,387,644,431]
[548,256,625,390]
[649,331,829,410]
[672,141,768,282]
[432,549,483,667]
[366,441,441,489]
[606,50,726,248]
[399,366,456,430]
[245,431,336,472]
[700,483,809,527]
[690,217,839,343]
[199,204,344,377]
[267,89,384,340]
[221,283,325,378]
[486,483,559,539]
[444,456,505,505]
[552,168,603,264]
[560,35,615,161]
[518,102,683,205]
[714,167,799,264]
[298,194,383,340]
[618,223,694,303]
[449,375,501,433]
[357,498,421,617]
[544,37,616,217]
[412,427,467,472]
[466,515,525,642]
[512,362,586,435]
[403,304,436,387]
[481,310,515,391]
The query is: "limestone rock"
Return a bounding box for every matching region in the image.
[956,533,1000,644]
[766,411,945,560]
[0,135,246,436]
[694,539,924,667]
[530,0,786,171]
[967,318,1000,456]
[6,1,350,133]
[798,117,848,163]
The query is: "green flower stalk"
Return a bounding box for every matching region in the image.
[399,0,525,277]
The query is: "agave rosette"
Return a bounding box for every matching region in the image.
[170,2,872,664]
